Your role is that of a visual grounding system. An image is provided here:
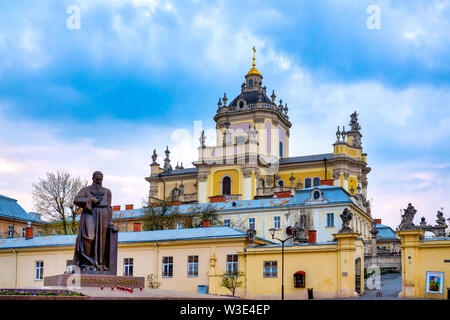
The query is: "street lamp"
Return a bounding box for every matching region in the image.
[269,227,294,300]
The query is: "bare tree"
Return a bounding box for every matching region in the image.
[142,198,182,231]
[32,170,87,235]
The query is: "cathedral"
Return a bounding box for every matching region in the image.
[145,48,371,218]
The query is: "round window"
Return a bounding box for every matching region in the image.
[313,190,320,200]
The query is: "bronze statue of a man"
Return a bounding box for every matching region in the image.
[73,171,116,272]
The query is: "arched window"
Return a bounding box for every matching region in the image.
[279,141,283,158]
[222,176,231,195]
[305,178,311,188]
[249,79,254,87]
[313,177,320,186]
[278,180,284,187]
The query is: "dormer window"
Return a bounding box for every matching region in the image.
[313,190,320,200]
[305,187,327,204]
[239,100,244,108]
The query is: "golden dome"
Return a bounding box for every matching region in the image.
[247,46,261,76]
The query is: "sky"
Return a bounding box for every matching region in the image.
[0,0,449,229]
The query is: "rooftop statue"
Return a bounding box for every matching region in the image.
[397,203,417,230]
[339,208,354,233]
[349,111,361,132]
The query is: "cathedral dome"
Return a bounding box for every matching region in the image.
[228,90,272,108]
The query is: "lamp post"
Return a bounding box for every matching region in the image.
[269,227,294,300]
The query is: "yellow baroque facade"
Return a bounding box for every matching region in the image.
[145,50,371,218]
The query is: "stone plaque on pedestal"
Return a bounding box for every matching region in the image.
[44,273,145,288]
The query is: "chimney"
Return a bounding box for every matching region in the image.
[112,205,121,211]
[374,218,382,224]
[308,230,317,244]
[125,204,134,210]
[25,221,33,240]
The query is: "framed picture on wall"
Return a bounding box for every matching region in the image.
[425,271,444,294]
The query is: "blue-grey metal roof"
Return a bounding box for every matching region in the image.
[0,227,270,249]
[154,154,334,177]
[159,168,198,176]
[0,194,43,223]
[112,185,352,220]
[279,153,334,164]
[375,223,399,240]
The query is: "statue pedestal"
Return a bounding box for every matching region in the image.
[44,273,145,289]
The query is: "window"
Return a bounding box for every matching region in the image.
[273,216,281,229]
[313,177,320,187]
[187,256,199,277]
[22,227,26,237]
[176,222,184,229]
[162,256,173,278]
[249,79,254,87]
[35,261,44,280]
[223,219,231,227]
[313,190,321,200]
[226,255,238,274]
[305,178,311,188]
[263,261,277,278]
[235,136,246,145]
[248,218,255,230]
[124,258,133,276]
[7,225,14,238]
[327,213,334,227]
[279,141,283,158]
[278,180,284,187]
[222,176,231,195]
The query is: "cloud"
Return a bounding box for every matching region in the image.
[0,0,449,230]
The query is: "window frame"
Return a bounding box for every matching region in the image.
[326,213,335,227]
[35,261,44,280]
[273,216,281,229]
[187,255,199,278]
[313,177,321,187]
[222,176,232,195]
[226,254,238,275]
[248,217,256,230]
[263,261,278,278]
[304,178,312,188]
[223,219,231,228]
[162,256,173,278]
[123,258,134,276]
[7,225,14,238]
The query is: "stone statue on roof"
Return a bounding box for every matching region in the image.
[349,111,361,132]
[397,203,417,230]
[339,208,354,233]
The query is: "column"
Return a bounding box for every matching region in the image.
[243,169,253,200]
[334,232,361,298]
[396,229,424,298]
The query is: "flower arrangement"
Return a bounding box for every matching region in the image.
[0,289,84,296]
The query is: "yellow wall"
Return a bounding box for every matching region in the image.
[0,237,254,293]
[397,230,450,299]
[211,167,241,197]
[240,233,364,299]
